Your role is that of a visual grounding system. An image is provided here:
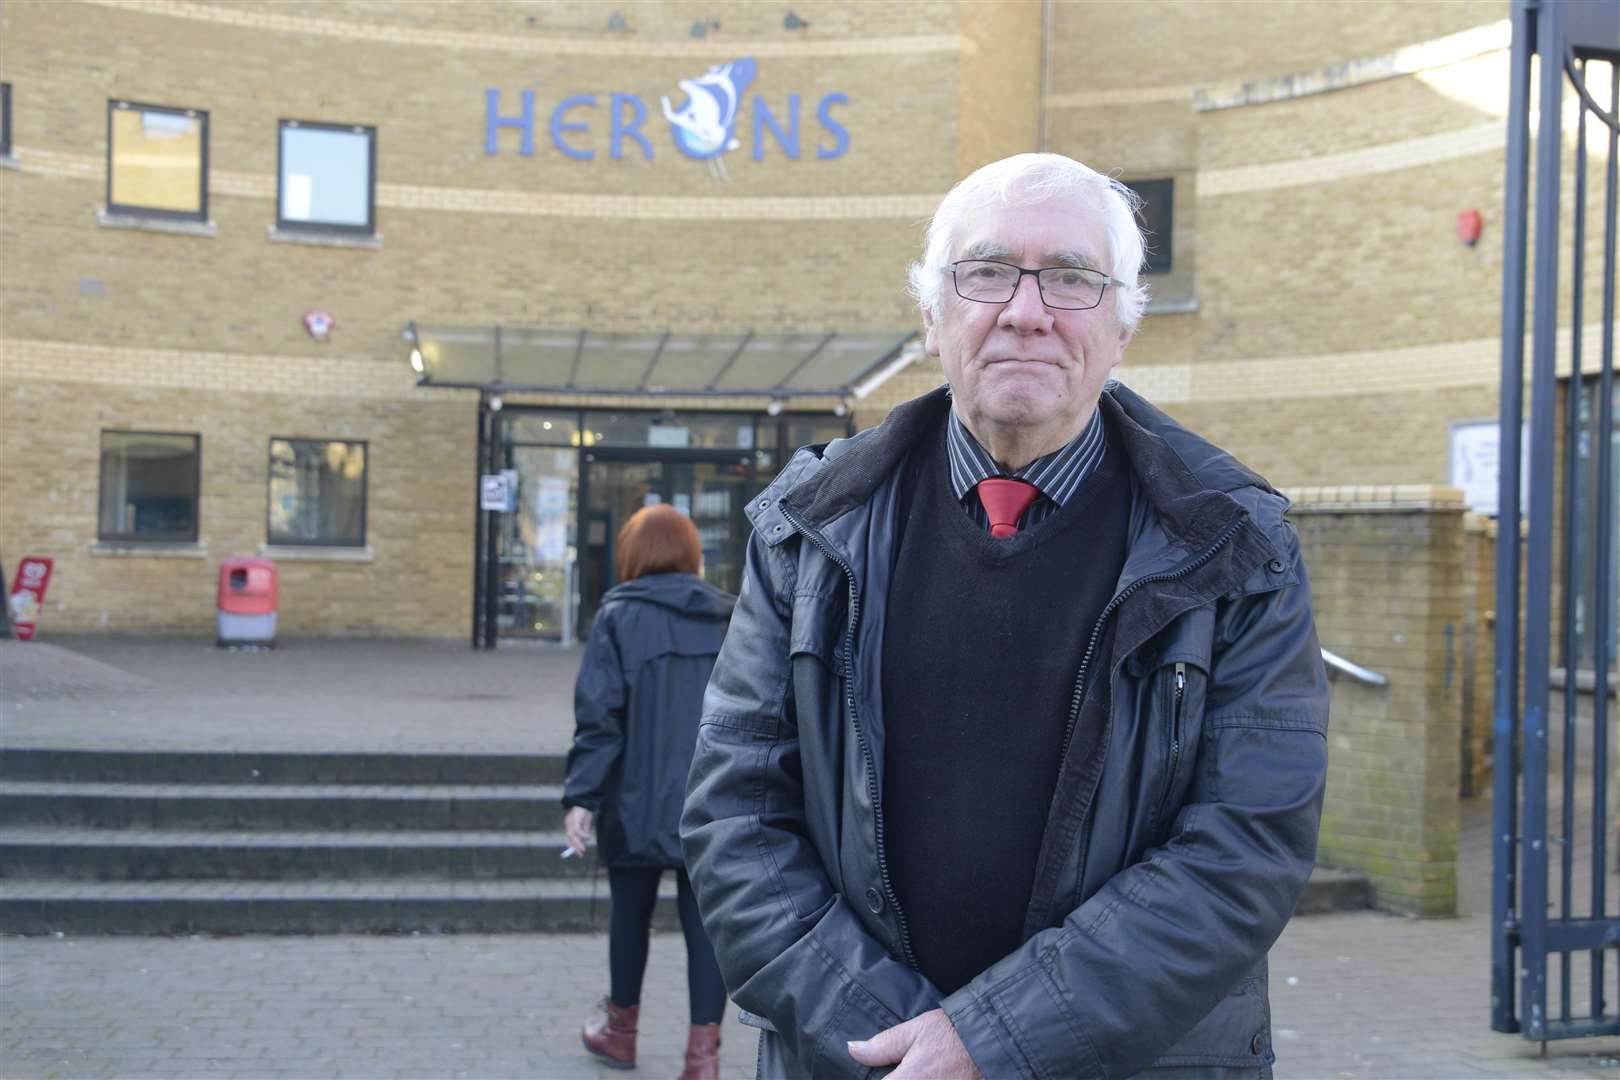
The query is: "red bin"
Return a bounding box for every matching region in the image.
[217,557,278,646]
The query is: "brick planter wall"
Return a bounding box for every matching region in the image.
[1289,484,1468,916]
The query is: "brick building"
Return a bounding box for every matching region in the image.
[0,0,1613,666]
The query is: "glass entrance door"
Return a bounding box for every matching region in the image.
[580,453,752,633]
[495,444,578,640]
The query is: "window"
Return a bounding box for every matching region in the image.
[98,431,200,543]
[277,120,376,235]
[589,411,755,449]
[268,439,367,546]
[1126,178,1174,275]
[502,411,581,446]
[106,100,208,220]
[2,82,12,158]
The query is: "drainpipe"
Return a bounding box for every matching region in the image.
[1037,0,1053,152]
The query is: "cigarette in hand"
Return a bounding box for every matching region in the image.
[561,847,579,859]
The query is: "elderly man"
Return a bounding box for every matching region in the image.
[682,153,1329,1079]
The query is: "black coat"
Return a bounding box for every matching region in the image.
[682,385,1329,1078]
[564,572,736,869]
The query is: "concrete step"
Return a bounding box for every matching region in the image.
[0,878,677,935]
[0,748,1374,935]
[0,781,567,831]
[0,864,1374,935]
[0,827,598,881]
[1295,865,1375,915]
[0,748,565,786]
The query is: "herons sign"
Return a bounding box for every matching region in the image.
[485,58,850,162]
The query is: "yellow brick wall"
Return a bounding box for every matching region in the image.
[1044,0,1615,504]
[1046,0,1501,97]
[1290,485,1468,915]
[0,0,967,635]
[956,0,1041,180]
[1162,384,1500,491]
[1,375,473,635]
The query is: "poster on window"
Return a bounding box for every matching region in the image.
[1449,421,1528,517]
[649,425,690,448]
[7,557,54,641]
[536,476,570,562]
[481,473,513,512]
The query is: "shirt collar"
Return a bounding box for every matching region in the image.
[946,407,1107,507]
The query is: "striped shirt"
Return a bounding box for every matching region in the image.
[946,407,1108,533]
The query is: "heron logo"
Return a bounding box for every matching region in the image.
[661,59,754,159]
[484,58,851,163]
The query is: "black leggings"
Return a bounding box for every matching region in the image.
[607,866,727,1024]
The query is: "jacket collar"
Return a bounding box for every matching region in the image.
[771,382,1276,554]
[1098,386,1274,553]
[777,386,951,529]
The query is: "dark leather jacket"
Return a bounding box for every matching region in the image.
[565,572,735,868]
[682,385,1329,1078]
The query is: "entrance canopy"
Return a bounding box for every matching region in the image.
[406,324,917,401]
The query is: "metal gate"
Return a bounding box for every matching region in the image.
[1491,0,1619,1047]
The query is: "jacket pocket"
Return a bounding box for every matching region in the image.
[1148,658,1208,839]
[738,1009,779,1033]
[740,1013,800,1080]
[1147,965,1275,1071]
[745,1011,881,1080]
[752,1027,792,1080]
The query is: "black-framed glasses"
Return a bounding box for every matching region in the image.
[945,259,1112,311]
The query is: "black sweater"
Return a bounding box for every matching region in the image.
[880,414,1131,995]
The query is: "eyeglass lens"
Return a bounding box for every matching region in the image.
[952,260,1106,310]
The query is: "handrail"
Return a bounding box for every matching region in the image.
[1320,647,1389,687]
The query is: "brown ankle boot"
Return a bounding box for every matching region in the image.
[581,998,638,1069]
[679,1023,721,1080]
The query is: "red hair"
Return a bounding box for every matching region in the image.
[616,504,702,582]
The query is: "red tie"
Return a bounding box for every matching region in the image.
[976,478,1038,538]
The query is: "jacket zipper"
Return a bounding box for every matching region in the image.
[1152,662,1187,830]
[1058,517,1247,769]
[777,502,919,968]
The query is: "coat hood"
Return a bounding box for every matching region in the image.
[601,572,736,622]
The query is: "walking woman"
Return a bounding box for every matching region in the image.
[563,504,736,1079]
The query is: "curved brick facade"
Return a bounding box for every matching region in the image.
[3,0,1607,640]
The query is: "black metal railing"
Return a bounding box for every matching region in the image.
[1492,0,1618,1048]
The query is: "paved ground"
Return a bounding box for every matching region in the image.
[3,900,1617,1080]
[1262,794,1617,1079]
[0,636,583,753]
[0,931,756,1080]
[3,635,1620,1078]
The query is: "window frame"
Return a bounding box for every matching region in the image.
[265,436,370,548]
[1,82,12,158]
[275,119,378,237]
[1126,177,1174,276]
[105,99,210,222]
[97,429,202,544]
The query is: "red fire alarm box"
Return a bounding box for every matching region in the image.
[1457,209,1483,247]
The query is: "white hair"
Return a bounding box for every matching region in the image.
[906,153,1150,332]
